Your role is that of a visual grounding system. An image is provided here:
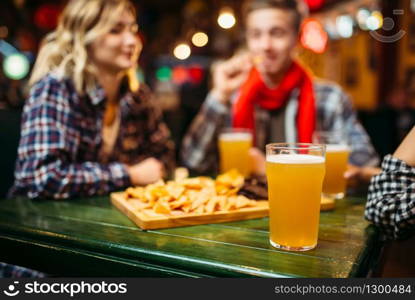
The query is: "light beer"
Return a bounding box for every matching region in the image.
[323,145,350,199]
[266,153,325,251]
[218,131,252,177]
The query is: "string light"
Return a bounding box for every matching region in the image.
[366,11,383,31]
[301,19,328,53]
[356,8,370,30]
[173,43,191,60]
[172,66,188,85]
[336,15,354,38]
[217,7,236,29]
[191,32,209,47]
[156,66,172,82]
[305,0,325,12]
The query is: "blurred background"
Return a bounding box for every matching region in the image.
[1,0,415,196]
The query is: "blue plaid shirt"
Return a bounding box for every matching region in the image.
[181,80,379,174]
[10,73,174,199]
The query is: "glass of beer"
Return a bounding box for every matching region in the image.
[266,143,326,251]
[313,131,350,199]
[218,128,253,177]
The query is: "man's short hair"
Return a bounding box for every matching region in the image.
[242,0,303,32]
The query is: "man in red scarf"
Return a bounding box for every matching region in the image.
[182,0,380,183]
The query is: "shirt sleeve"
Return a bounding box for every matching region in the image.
[337,90,380,167]
[365,155,415,240]
[180,93,231,174]
[13,77,131,199]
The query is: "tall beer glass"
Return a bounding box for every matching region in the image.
[218,128,252,177]
[313,131,350,199]
[266,143,326,251]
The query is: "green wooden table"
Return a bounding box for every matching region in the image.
[0,196,382,277]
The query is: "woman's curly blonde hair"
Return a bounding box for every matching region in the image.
[29,0,137,94]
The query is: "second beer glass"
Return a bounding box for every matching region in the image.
[313,131,350,199]
[218,128,253,177]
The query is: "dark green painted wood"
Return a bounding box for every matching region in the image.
[0,236,207,277]
[0,196,381,277]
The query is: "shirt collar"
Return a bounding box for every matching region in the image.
[86,83,106,106]
[86,77,132,107]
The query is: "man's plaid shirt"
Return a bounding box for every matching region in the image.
[366,155,415,240]
[181,80,379,174]
[10,73,174,199]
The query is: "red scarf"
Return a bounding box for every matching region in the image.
[232,61,316,143]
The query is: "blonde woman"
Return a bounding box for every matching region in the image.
[10,0,174,199]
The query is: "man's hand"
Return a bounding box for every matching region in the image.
[126,158,165,186]
[344,164,381,187]
[249,147,266,175]
[211,53,253,104]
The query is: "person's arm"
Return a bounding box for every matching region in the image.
[338,91,379,167]
[365,126,415,240]
[13,77,130,199]
[181,93,230,174]
[181,54,252,174]
[330,89,381,184]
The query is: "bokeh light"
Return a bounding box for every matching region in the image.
[366,11,383,31]
[156,66,172,82]
[356,8,371,30]
[3,53,30,80]
[173,43,191,60]
[217,7,236,29]
[301,19,328,54]
[336,15,354,38]
[191,32,209,47]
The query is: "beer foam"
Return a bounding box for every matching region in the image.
[266,154,325,164]
[326,144,350,152]
[219,132,252,141]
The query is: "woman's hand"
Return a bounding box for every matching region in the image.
[126,158,165,186]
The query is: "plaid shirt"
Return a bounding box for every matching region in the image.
[10,73,174,199]
[181,80,379,174]
[0,262,45,278]
[365,155,415,240]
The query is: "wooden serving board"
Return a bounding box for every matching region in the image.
[111,192,269,230]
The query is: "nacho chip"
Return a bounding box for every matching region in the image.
[166,182,185,200]
[123,169,260,216]
[153,200,171,214]
[225,197,237,211]
[170,195,190,209]
[216,169,244,188]
[205,196,218,213]
[190,193,210,211]
[125,187,145,200]
[174,167,189,181]
[235,195,251,208]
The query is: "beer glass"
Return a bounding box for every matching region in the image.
[313,131,350,199]
[266,143,326,251]
[218,128,253,177]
